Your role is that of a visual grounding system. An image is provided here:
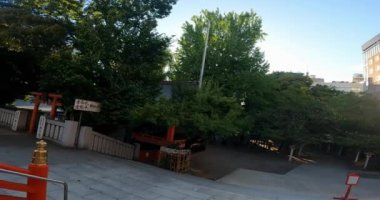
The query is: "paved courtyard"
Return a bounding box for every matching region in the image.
[1,128,380,200]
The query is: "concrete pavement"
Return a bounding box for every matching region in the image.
[218,156,380,200]
[0,129,270,200]
[1,128,379,200]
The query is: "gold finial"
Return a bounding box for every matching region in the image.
[31,140,48,165]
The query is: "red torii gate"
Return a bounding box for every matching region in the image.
[28,92,62,134]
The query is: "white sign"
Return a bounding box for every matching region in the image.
[12,110,20,131]
[36,116,46,139]
[346,175,359,185]
[74,99,101,112]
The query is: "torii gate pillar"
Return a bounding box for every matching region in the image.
[28,92,62,134]
[28,92,43,133]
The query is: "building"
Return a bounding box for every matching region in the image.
[362,33,380,94]
[309,75,324,84]
[352,73,364,83]
[362,33,380,85]
[310,74,364,93]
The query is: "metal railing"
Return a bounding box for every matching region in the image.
[0,168,68,200]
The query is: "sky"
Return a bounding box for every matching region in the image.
[157,0,380,82]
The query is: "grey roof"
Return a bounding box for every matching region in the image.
[13,99,64,112]
[362,33,380,51]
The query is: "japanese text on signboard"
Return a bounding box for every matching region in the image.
[74,99,101,112]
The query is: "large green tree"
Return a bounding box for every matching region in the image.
[172,9,271,137]
[130,82,244,138]
[73,0,176,123]
[173,9,269,100]
[0,7,69,105]
[14,0,177,123]
[330,93,380,152]
[254,73,314,146]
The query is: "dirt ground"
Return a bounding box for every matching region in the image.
[190,144,300,180]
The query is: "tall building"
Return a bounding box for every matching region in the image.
[362,33,380,86]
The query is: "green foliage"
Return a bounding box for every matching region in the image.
[8,0,177,123]
[1,2,379,154]
[39,49,96,108]
[330,93,380,151]
[15,0,83,22]
[0,7,69,105]
[130,98,179,127]
[173,9,269,99]
[254,72,314,144]
[0,7,69,55]
[0,47,39,105]
[172,9,270,138]
[178,82,243,136]
[130,82,243,137]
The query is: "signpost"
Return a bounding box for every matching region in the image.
[74,99,101,112]
[73,99,101,147]
[334,172,360,200]
[36,116,46,139]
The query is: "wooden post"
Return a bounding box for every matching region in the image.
[48,93,62,120]
[289,145,296,161]
[363,152,373,169]
[166,126,176,143]
[354,150,360,163]
[28,92,43,133]
[297,144,304,156]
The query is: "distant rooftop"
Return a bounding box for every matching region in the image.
[362,33,380,51]
[13,99,64,112]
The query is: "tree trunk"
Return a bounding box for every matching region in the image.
[364,153,372,169]
[289,145,296,161]
[297,144,305,156]
[326,143,331,153]
[338,146,343,156]
[354,150,361,163]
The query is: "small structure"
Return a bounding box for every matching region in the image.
[159,147,191,173]
[132,126,187,162]
[0,140,49,200]
[28,92,62,134]
[334,172,360,200]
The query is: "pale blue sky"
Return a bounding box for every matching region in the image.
[157,0,380,82]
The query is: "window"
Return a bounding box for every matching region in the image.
[369,68,373,74]
[376,75,380,82]
[377,66,380,71]
[369,59,373,65]
[376,55,380,61]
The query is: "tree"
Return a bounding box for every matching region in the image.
[172,9,271,138]
[0,47,39,105]
[178,82,243,137]
[130,82,244,138]
[331,93,380,152]
[254,73,317,154]
[15,0,177,123]
[15,0,83,22]
[173,9,269,100]
[0,7,69,105]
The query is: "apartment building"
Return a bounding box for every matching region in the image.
[362,33,380,85]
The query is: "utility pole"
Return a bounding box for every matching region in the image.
[198,21,211,89]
